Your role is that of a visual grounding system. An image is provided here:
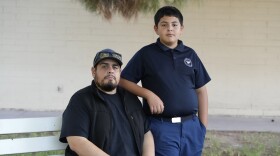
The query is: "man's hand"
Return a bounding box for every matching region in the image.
[146,92,164,114]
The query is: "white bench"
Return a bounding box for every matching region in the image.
[0,116,67,155]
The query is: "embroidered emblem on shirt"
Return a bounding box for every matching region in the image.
[184,58,192,67]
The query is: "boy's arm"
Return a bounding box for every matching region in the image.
[196,85,209,127]
[142,131,155,156]
[119,78,164,114]
[67,136,109,156]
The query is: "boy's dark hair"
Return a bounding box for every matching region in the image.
[154,6,183,26]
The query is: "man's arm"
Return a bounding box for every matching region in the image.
[142,131,155,156]
[119,78,164,114]
[196,85,208,127]
[67,136,109,156]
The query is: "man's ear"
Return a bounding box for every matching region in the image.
[91,67,96,77]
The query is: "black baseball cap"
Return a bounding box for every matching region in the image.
[93,49,123,67]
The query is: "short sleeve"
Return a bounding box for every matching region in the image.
[59,93,91,143]
[121,51,143,83]
[194,55,211,89]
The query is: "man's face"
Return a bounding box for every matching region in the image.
[92,59,121,93]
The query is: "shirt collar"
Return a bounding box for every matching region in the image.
[156,38,185,52]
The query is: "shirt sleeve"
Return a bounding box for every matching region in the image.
[144,115,151,134]
[194,54,211,89]
[121,51,143,83]
[59,93,91,143]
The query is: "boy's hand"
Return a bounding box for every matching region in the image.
[147,92,164,114]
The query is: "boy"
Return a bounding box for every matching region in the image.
[120,6,211,156]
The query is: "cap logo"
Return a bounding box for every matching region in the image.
[112,53,122,61]
[184,58,192,67]
[99,52,110,59]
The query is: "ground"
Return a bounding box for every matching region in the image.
[203,131,280,156]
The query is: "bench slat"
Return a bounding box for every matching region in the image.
[0,117,62,134]
[0,135,67,155]
[0,116,68,155]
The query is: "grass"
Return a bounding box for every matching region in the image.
[4,151,64,156]
[1,131,280,156]
[203,131,280,156]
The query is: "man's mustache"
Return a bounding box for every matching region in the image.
[104,75,116,80]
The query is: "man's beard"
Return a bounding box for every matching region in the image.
[95,78,117,92]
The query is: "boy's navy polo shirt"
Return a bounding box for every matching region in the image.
[121,38,211,117]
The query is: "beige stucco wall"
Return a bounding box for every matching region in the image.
[0,0,280,116]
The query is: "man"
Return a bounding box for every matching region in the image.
[59,49,154,156]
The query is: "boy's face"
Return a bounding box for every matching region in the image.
[154,16,184,49]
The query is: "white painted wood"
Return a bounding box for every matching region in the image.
[0,117,67,155]
[0,136,67,155]
[0,117,62,134]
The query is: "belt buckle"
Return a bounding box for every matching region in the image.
[171,117,181,123]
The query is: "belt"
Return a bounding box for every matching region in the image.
[152,114,195,123]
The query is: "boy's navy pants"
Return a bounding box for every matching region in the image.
[150,115,206,156]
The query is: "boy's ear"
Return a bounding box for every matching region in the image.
[154,25,159,35]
